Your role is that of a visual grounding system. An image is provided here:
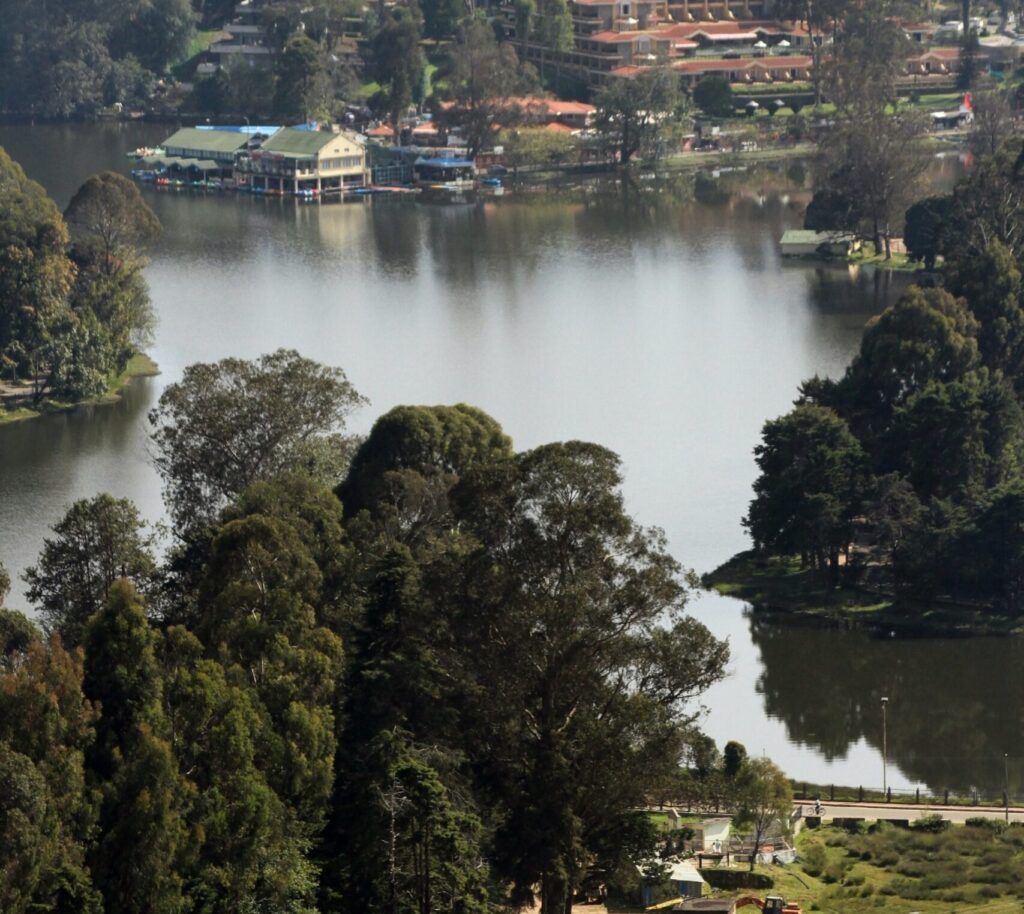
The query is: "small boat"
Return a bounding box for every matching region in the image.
[479,176,502,188]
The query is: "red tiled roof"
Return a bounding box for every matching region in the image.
[510,97,597,115]
[367,125,395,136]
[909,47,961,60]
[670,54,811,72]
[748,54,814,66]
[544,121,578,133]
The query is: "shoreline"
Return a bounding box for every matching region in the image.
[0,353,160,426]
[703,550,1024,638]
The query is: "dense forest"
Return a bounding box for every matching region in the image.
[0,149,157,406]
[746,137,1024,609]
[0,337,732,913]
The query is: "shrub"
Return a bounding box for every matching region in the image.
[966,816,1005,831]
[801,841,827,877]
[910,813,948,833]
[822,862,848,884]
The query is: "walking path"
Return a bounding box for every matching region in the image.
[799,799,1024,824]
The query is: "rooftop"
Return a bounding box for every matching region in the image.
[162,127,250,154]
[259,127,344,157]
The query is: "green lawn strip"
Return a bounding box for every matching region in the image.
[0,353,159,425]
[704,550,1024,636]
[843,250,917,271]
[171,29,225,80]
[355,79,382,100]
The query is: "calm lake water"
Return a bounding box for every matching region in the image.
[2,122,1005,797]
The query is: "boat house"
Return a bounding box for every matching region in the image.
[414,156,475,186]
[162,127,252,171]
[235,127,367,195]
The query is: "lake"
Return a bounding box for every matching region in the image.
[3,122,1003,797]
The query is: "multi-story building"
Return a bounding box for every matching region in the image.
[234,127,368,194]
[506,0,821,83]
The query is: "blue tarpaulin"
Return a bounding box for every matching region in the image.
[414,157,474,168]
[196,125,281,134]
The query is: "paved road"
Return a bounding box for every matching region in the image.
[797,800,1024,824]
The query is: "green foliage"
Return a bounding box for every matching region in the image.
[5,382,731,914]
[500,127,578,172]
[745,404,865,583]
[909,813,949,832]
[274,33,322,118]
[1,156,158,406]
[0,609,39,659]
[371,8,427,127]
[733,758,793,870]
[595,68,690,164]
[693,75,733,117]
[149,348,367,533]
[24,494,156,648]
[0,0,191,116]
[439,21,540,160]
[802,840,827,877]
[904,195,953,269]
[83,581,192,914]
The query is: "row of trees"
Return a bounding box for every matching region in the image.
[0,348,730,913]
[747,133,1024,606]
[0,0,194,116]
[0,150,158,405]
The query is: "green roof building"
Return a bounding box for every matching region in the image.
[239,128,367,194]
[161,128,251,163]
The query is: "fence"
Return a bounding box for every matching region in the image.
[790,780,1019,809]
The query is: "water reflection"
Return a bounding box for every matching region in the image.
[748,611,1024,795]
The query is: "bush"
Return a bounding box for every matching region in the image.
[822,861,848,884]
[966,816,1007,831]
[910,813,948,833]
[702,870,773,890]
[693,76,734,117]
[801,841,827,877]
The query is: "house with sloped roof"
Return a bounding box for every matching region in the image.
[162,127,253,164]
[235,127,368,194]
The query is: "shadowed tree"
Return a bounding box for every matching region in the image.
[82,580,192,914]
[24,494,156,648]
[64,171,159,274]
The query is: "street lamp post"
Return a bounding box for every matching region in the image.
[1006,753,1010,823]
[881,696,889,796]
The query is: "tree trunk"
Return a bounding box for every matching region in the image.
[884,234,892,260]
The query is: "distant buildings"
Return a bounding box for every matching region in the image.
[145,125,369,195]
[502,0,979,87]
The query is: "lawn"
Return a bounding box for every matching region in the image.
[171,29,225,80]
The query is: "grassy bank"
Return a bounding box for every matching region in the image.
[703,551,1024,637]
[0,353,159,426]
[790,821,1024,913]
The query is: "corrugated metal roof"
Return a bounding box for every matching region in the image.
[162,127,250,154]
[260,127,340,157]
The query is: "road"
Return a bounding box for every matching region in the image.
[798,800,1024,824]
